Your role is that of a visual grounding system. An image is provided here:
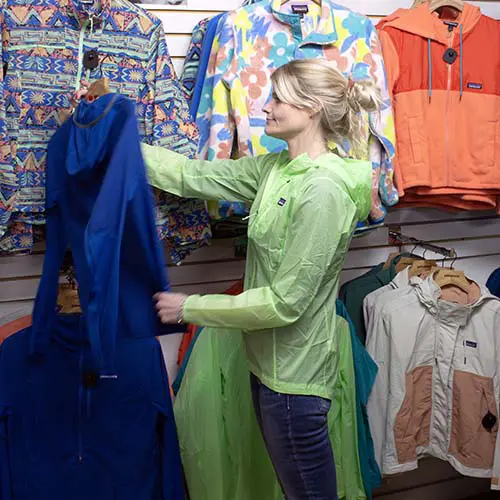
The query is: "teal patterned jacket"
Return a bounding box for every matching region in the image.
[0,0,210,261]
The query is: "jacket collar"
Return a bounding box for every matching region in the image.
[413,274,494,326]
[65,0,111,29]
[392,266,411,287]
[270,0,339,45]
[380,2,481,45]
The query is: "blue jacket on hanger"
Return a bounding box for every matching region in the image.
[190,12,225,118]
[31,93,180,376]
[487,268,500,298]
[0,315,184,500]
[0,94,185,499]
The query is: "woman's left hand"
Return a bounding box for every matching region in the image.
[154,292,188,324]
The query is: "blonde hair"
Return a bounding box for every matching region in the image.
[270,59,381,156]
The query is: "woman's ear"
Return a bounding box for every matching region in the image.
[308,106,321,118]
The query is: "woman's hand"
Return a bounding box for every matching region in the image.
[154,292,188,324]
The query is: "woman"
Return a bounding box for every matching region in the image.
[143,58,379,500]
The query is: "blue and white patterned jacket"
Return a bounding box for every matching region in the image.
[0,0,210,261]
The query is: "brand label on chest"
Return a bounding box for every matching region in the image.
[277,198,287,206]
[291,4,309,14]
[465,340,477,348]
[467,82,483,90]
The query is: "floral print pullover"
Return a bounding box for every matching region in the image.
[196,0,398,223]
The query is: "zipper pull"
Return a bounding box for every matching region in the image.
[242,211,258,221]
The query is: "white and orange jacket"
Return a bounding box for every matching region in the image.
[366,275,500,489]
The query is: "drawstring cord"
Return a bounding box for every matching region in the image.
[459,24,463,100]
[428,38,432,103]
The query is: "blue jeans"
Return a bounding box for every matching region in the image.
[250,373,338,500]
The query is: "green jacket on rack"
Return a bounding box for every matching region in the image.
[173,318,366,500]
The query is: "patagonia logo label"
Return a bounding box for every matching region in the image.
[465,340,477,348]
[278,198,287,206]
[291,4,309,14]
[467,82,483,90]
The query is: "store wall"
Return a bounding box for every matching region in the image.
[1,1,500,498]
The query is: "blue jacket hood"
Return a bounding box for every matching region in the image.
[67,94,121,175]
[31,94,179,376]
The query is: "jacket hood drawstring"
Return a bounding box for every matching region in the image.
[428,38,432,102]
[427,23,464,103]
[459,23,463,100]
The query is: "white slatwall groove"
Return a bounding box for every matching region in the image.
[1,1,500,498]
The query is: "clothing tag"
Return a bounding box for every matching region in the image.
[465,340,477,348]
[467,82,483,90]
[278,198,287,206]
[291,4,309,15]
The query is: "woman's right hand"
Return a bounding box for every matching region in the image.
[154,292,188,324]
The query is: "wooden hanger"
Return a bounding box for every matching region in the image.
[58,78,111,124]
[395,256,418,274]
[433,268,470,293]
[408,259,437,278]
[383,252,401,270]
[57,251,81,314]
[429,0,463,20]
[85,77,111,101]
[57,283,82,314]
[429,0,463,12]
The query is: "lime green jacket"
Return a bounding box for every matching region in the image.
[143,145,371,399]
[174,321,365,500]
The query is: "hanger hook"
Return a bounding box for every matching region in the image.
[449,249,457,269]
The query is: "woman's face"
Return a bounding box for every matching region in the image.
[263,91,312,141]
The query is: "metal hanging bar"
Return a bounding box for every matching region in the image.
[388,229,457,259]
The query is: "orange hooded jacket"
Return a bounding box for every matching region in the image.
[378,3,500,212]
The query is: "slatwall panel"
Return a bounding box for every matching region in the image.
[148,0,240,75]
[148,0,500,76]
[1,1,500,498]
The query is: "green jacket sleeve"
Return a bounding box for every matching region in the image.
[142,143,271,203]
[183,176,356,330]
